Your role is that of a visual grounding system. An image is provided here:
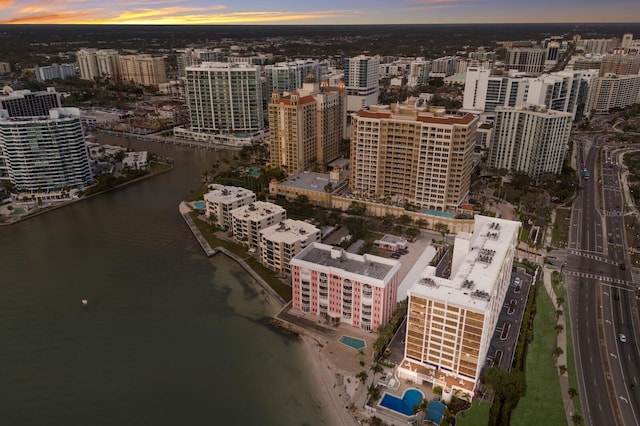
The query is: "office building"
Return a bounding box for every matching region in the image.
[119,54,167,86]
[184,62,264,135]
[504,47,545,74]
[268,80,346,173]
[350,103,477,211]
[398,215,520,397]
[290,242,400,332]
[0,88,61,118]
[230,201,286,250]
[35,63,76,82]
[0,108,93,192]
[344,55,380,112]
[259,219,320,273]
[203,184,256,229]
[490,105,571,182]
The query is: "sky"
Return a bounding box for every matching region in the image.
[0,0,639,25]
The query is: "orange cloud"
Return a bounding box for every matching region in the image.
[0,11,97,24]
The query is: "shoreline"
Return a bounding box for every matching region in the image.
[299,335,359,426]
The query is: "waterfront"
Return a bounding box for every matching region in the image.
[0,135,330,425]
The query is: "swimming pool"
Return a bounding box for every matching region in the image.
[379,388,424,416]
[422,210,453,218]
[193,201,206,210]
[339,335,366,350]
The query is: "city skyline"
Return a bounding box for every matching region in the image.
[1,0,639,25]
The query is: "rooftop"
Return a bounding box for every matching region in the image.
[260,219,319,244]
[278,171,346,193]
[292,242,400,285]
[204,184,255,205]
[408,215,521,311]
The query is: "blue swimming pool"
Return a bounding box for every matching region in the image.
[339,336,366,350]
[193,201,206,210]
[422,210,453,218]
[379,388,424,416]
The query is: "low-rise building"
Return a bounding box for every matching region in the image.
[259,219,320,273]
[290,242,400,332]
[203,184,256,229]
[122,151,148,170]
[230,201,286,250]
[374,234,408,253]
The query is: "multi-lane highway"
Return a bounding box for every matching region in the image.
[567,133,640,426]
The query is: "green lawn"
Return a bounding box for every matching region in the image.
[511,288,566,426]
[456,399,491,426]
[551,208,571,248]
[556,281,582,416]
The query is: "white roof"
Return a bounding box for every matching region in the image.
[204,184,255,205]
[260,219,319,245]
[408,215,520,311]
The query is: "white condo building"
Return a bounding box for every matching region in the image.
[399,215,521,397]
[35,64,76,82]
[0,108,93,192]
[230,201,286,250]
[264,60,321,93]
[490,105,572,181]
[183,62,264,137]
[344,55,380,112]
[407,58,432,87]
[204,184,256,229]
[259,219,320,273]
[592,74,640,114]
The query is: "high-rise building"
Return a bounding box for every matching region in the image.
[350,103,477,211]
[264,60,321,93]
[430,56,458,77]
[268,80,346,173]
[592,74,640,114]
[599,54,640,77]
[344,55,380,112]
[504,47,546,74]
[119,55,167,86]
[0,108,93,192]
[407,58,432,87]
[398,215,521,397]
[184,62,264,135]
[621,33,634,51]
[176,48,224,79]
[290,242,400,332]
[577,38,615,55]
[490,105,572,182]
[463,67,588,120]
[0,88,61,118]
[35,63,76,82]
[76,48,100,81]
[77,48,120,80]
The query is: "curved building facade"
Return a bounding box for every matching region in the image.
[0,108,93,192]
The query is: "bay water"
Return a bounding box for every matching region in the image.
[0,135,329,425]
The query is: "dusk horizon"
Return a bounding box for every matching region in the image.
[2,0,639,26]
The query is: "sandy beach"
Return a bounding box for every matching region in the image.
[299,335,359,426]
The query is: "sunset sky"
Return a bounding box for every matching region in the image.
[1,0,639,25]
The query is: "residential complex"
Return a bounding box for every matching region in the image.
[203,184,256,229]
[35,64,76,82]
[77,48,120,80]
[592,74,640,114]
[599,54,640,76]
[0,88,61,118]
[259,219,320,273]
[344,55,380,112]
[504,47,546,74]
[119,55,167,86]
[268,79,346,173]
[350,103,477,211]
[180,62,264,140]
[398,215,521,397]
[489,105,572,182]
[0,108,93,192]
[264,60,322,93]
[290,242,401,332]
[230,201,286,250]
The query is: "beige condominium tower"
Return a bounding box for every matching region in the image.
[349,103,477,211]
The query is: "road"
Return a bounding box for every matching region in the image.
[566,133,640,426]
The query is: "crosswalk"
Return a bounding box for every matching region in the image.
[568,249,618,265]
[565,270,633,286]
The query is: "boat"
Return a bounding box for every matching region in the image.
[82,299,88,308]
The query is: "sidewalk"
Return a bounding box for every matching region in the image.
[542,265,575,425]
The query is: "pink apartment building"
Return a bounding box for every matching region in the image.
[290,242,401,332]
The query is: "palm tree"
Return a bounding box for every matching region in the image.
[356,370,368,384]
[554,324,564,335]
[413,397,429,420]
[568,387,578,400]
[370,362,384,385]
[571,413,583,425]
[556,296,565,308]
